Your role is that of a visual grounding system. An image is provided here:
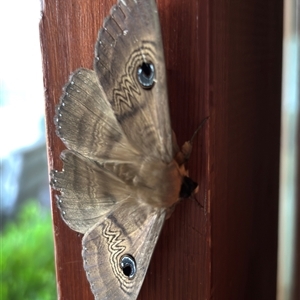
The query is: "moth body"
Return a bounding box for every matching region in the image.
[135,158,183,208]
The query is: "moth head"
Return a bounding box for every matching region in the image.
[179,176,199,199]
[165,175,199,220]
[137,62,155,89]
[120,254,137,279]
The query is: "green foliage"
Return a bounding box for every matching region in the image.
[1,201,56,300]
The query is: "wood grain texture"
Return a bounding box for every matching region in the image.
[210,0,282,299]
[40,0,282,299]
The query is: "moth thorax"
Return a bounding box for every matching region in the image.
[138,159,182,208]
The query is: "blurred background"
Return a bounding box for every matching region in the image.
[0,0,56,299]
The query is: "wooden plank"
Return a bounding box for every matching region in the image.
[40,0,282,299]
[210,0,282,299]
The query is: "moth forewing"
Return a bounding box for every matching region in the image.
[94,0,173,163]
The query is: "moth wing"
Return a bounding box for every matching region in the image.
[54,63,149,234]
[55,68,139,162]
[94,0,173,162]
[82,202,166,300]
[51,150,138,234]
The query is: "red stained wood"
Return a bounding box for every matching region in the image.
[296,122,300,299]
[40,0,282,299]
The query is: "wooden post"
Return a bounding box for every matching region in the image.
[40,0,282,299]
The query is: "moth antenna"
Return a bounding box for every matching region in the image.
[175,116,209,166]
[189,116,209,144]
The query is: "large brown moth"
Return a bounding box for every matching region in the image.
[51,0,199,299]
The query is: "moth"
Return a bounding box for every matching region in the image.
[51,0,200,299]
